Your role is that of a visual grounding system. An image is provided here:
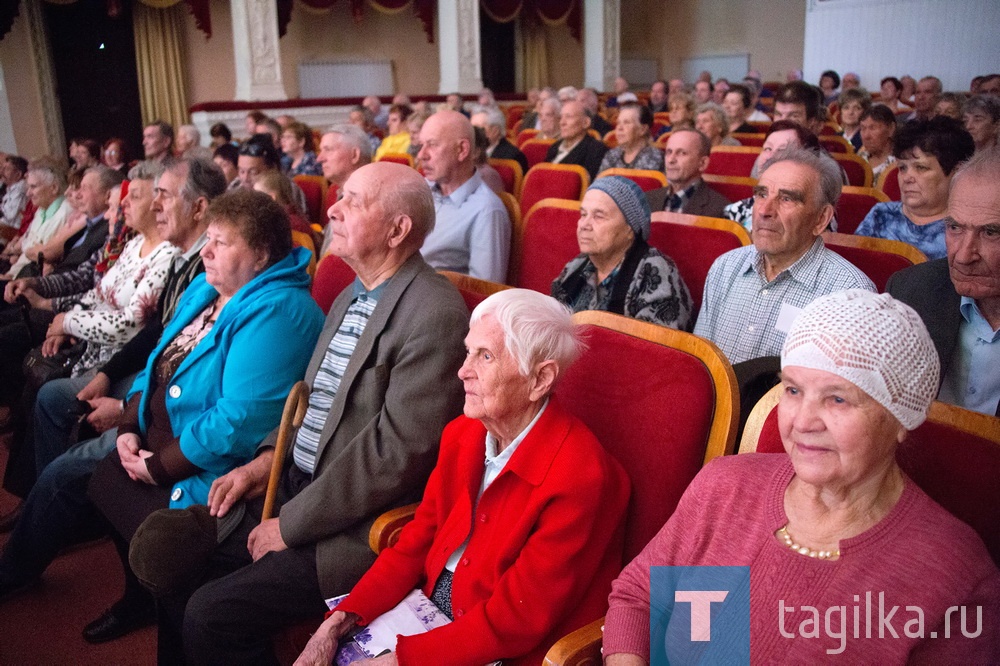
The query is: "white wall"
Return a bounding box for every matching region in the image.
[803,0,1000,91]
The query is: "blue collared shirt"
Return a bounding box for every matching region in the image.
[70,214,105,249]
[421,171,511,283]
[937,297,1000,415]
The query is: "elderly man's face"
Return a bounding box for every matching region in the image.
[842,73,860,90]
[964,109,1000,147]
[751,160,829,268]
[317,133,358,186]
[559,102,589,143]
[914,80,939,113]
[663,132,707,189]
[143,126,170,160]
[945,173,1000,305]
[458,314,538,436]
[153,165,197,246]
[774,102,809,127]
[649,82,667,107]
[980,77,1000,97]
[417,113,466,184]
[470,112,500,145]
[326,166,390,267]
[538,104,560,136]
[78,170,109,218]
[694,81,712,104]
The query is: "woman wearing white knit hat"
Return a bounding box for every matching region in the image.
[603,289,1000,664]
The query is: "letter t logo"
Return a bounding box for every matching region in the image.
[675,590,729,641]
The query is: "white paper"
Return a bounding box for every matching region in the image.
[774,302,803,334]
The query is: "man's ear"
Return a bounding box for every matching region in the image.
[456,138,472,163]
[812,203,835,236]
[386,213,413,249]
[191,196,210,222]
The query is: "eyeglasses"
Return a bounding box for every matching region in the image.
[240,142,268,158]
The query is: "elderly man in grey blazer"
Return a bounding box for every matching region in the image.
[151,161,469,663]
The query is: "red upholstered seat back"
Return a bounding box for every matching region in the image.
[311,255,356,314]
[515,200,581,294]
[878,163,901,201]
[292,175,327,227]
[755,406,1000,566]
[515,129,539,147]
[520,164,587,219]
[559,323,717,562]
[648,221,744,315]
[520,138,555,168]
[322,183,340,227]
[488,159,523,196]
[703,176,755,203]
[824,243,916,292]
[704,147,760,178]
[835,187,887,235]
[834,153,873,187]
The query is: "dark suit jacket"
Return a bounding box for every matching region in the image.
[886,258,999,416]
[490,137,529,175]
[589,113,613,138]
[545,135,609,181]
[267,253,469,595]
[57,217,109,273]
[645,180,731,219]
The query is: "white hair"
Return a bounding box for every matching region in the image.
[470,289,582,379]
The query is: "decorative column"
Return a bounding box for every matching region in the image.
[583,0,619,92]
[230,0,287,101]
[437,0,483,94]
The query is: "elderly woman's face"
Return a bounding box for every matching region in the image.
[614,107,646,147]
[778,366,904,491]
[577,189,635,266]
[695,110,723,141]
[459,315,538,433]
[200,221,268,299]
[898,148,950,214]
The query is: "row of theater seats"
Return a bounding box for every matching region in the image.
[277,265,1000,663]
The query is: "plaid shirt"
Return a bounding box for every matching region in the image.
[693,237,875,364]
[664,182,699,213]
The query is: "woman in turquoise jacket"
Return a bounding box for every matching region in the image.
[85,190,324,640]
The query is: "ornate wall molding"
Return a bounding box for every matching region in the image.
[231,0,287,100]
[437,0,483,93]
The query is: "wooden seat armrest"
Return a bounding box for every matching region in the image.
[368,503,420,554]
[543,617,605,666]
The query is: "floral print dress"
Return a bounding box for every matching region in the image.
[58,235,179,376]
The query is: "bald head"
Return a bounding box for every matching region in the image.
[417,110,475,192]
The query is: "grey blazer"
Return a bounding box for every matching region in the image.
[263,252,469,595]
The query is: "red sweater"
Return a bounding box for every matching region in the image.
[336,400,630,665]
[605,454,1000,664]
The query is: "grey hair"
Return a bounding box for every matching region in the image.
[696,102,730,138]
[27,156,67,192]
[470,289,582,379]
[327,124,374,163]
[963,94,1000,123]
[540,97,562,114]
[951,145,1000,193]
[178,124,201,144]
[164,156,227,204]
[474,105,507,132]
[558,86,579,100]
[759,145,843,208]
[86,164,125,193]
[128,160,165,182]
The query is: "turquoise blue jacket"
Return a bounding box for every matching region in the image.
[127,246,323,508]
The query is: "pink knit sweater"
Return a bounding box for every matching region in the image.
[604,454,1000,663]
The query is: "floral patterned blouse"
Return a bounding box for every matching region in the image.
[551,245,692,331]
[281,151,322,177]
[599,144,665,174]
[59,235,179,375]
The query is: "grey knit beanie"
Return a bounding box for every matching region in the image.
[587,175,651,241]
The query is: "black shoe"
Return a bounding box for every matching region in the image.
[0,502,22,533]
[82,599,156,644]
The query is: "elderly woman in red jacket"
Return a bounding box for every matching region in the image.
[295,288,630,666]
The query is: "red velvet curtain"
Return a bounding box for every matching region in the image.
[480,0,580,40]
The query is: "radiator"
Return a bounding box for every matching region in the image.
[298,60,395,99]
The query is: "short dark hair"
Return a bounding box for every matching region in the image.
[860,104,897,126]
[726,83,752,110]
[388,104,413,122]
[880,77,902,93]
[765,119,822,152]
[205,189,292,269]
[239,133,281,169]
[776,81,822,120]
[213,143,239,167]
[619,101,653,128]
[70,137,101,162]
[164,156,227,204]
[209,123,232,143]
[5,155,28,177]
[820,70,841,89]
[246,110,268,125]
[149,120,175,144]
[893,117,975,175]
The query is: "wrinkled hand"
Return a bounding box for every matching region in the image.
[46,312,67,339]
[293,611,357,666]
[41,334,71,357]
[77,371,111,401]
[86,397,123,432]
[117,433,154,484]
[207,449,273,518]
[3,278,31,304]
[247,518,287,561]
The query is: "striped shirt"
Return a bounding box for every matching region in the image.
[693,237,875,364]
[292,279,384,475]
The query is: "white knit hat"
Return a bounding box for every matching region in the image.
[781,290,940,430]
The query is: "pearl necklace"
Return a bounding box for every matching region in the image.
[777,525,840,560]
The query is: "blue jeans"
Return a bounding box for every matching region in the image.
[32,372,133,476]
[0,429,117,586]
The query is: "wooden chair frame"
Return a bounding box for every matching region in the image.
[651,210,752,246]
[488,157,524,198]
[597,168,667,190]
[833,152,874,188]
[376,152,415,168]
[876,162,901,200]
[821,230,927,266]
